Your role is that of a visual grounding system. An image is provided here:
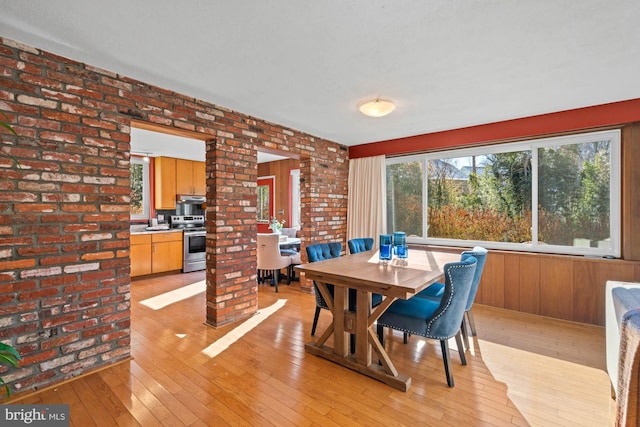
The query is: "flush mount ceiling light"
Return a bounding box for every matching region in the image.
[358,98,396,118]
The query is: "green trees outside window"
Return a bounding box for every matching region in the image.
[257,184,270,222]
[386,130,620,256]
[130,158,149,220]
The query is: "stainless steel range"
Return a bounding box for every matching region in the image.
[171,215,206,273]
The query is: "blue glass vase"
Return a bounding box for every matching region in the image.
[379,234,392,261]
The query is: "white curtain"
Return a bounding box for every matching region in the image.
[347,155,386,245]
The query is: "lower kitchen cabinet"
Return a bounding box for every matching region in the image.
[130,234,152,276]
[151,232,183,273]
[131,231,183,277]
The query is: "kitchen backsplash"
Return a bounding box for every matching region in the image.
[156,209,175,224]
[130,209,175,226]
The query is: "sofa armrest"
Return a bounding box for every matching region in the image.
[606,281,640,396]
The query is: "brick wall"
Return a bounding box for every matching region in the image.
[0,37,349,395]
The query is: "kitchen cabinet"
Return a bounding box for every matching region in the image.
[176,159,206,196]
[193,161,206,195]
[130,234,152,277]
[155,157,177,209]
[151,232,183,273]
[130,231,183,277]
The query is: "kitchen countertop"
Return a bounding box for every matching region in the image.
[130,225,182,235]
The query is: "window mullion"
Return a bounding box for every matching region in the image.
[531,147,538,245]
[423,158,429,238]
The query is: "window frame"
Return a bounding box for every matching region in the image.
[290,168,301,228]
[130,157,150,221]
[386,129,621,257]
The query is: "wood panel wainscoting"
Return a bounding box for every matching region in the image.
[475,250,640,326]
[12,271,613,426]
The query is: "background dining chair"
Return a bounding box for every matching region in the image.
[376,255,477,387]
[347,237,374,255]
[279,228,301,281]
[279,228,299,253]
[306,242,342,336]
[280,227,298,238]
[347,237,382,308]
[257,233,296,292]
[416,246,488,347]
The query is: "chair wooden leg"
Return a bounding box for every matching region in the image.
[403,332,409,344]
[466,308,477,336]
[311,307,321,335]
[461,318,470,350]
[440,340,454,387]
[455,331,467,365]
[377,324,384,347]
[273,270,279,293]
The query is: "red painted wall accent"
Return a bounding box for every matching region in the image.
[349,98,640,159]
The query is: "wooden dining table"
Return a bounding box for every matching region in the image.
[296,248,459,391]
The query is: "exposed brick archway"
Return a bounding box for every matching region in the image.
[0,37,349,394]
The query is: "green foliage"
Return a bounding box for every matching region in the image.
[572,152,610,230]
[257,185,270,222]
[0,342,21,398]
[484,151,532,218]
[429,206,531,242]
[388,140,612,247]
[0,121,17,136]
[1,111,21,168]
[130,163,144,215]
[387,162,423,236]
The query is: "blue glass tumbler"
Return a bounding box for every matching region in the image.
[393,232,406,255]
[396,244,408,259]
[379,234,392,261]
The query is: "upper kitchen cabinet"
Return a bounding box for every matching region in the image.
[176,159,206,196]
[193,161,206,195]
[155,156,177,210]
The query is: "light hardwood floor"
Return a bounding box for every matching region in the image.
[15,271,615,426]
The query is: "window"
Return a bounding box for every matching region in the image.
[257,184,270,222]
[130,157,150,220]
[257,177,275,223]
[386,130,621,257]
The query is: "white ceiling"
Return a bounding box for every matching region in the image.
[1,1,640,148]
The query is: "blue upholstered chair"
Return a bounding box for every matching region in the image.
[306,242,343,336]
[347,238,374,255]
[376,255,478,387]
[307,241,382,355]
[416,246,488,346]
[347,237,382,308]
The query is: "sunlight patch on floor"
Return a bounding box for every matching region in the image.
[139,280,206,310]
[202,299,287,358]
[478,339,613,427]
